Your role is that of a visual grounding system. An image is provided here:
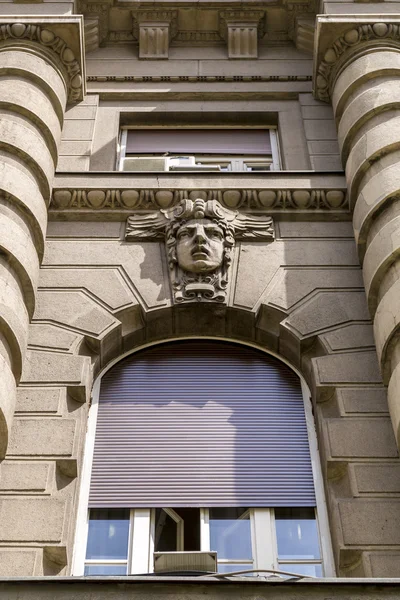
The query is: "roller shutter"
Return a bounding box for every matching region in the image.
[126,129,272,155]
[89,341,316,508]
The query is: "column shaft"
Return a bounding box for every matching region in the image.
[332,43,400,442]
[0,46,67,455]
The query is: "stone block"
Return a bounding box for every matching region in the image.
[339,499,400,546]
[266,268,363,312]
[338,388,389,414]
[307,140,341,155]
[21,350,90,386]
[56,156,90,171]
[353,464,400,494]
[278,222,352,238]
[38,268,132,311]
[0,498,66,542]
[321,324,375,352]
[59,140,92,156]
[368,552,400,577]
[287,291,370,338]
[16,387,63,413]
[0,461,50,492]
[233,242,281,309]
[0,550,37,576]
[28,324,80,352]
[313,352,382,386]
[46,222,121,238]
[61,120,94,140]
[35,291,116,337]
[304,119,338,140]
[310,155,343,171]
[327,418,398,459]
[8,418,76,456]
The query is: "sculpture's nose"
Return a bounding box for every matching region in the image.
[194,224,206,243]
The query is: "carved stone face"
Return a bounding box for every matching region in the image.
[176,219,225,273]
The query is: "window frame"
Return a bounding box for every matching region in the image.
[117,127,281,172]
[72,339,335,577]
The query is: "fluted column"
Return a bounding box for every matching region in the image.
[315,16,400,445]
[0,18,84,456]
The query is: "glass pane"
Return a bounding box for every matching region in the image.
[209,508,252,560]
[86,509,130,560]
[275,508,320,560]
[278,563,323,578]
[154,509,177,552]
[218,563,254,575]
[84,564,127,576]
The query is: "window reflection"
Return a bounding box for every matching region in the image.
[86,509,130,560]
[275,508,320,560]
[209,508,252,560]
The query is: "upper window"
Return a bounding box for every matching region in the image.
[118,128,280,172]
[73,341,333,577]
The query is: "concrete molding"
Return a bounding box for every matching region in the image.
[313,16,400,102]
[51,187,348,213]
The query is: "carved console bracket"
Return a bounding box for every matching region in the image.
[0,17,85,103]
[125,198,274,304]
[219,10,264,59]
[314,16,400,102]
[133,10,178,59]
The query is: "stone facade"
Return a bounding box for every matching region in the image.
[0,0,400,589]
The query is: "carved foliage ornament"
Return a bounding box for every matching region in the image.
[126,198,274,304]
[316,22,400,102]
[0,23,82,102]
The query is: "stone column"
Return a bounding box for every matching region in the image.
[0,17,84,456]
[315,16,400,446]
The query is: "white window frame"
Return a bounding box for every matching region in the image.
[71,338,335,577]
[117,127,280,172]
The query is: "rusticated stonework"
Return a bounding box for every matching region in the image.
[126,198,274,304]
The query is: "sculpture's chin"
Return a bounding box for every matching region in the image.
[183,260,220,274]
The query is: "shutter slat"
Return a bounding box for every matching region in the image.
[89,341,316,508]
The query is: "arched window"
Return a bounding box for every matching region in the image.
[73,340,334,577]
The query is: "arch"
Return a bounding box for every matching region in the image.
[72,335,335,576]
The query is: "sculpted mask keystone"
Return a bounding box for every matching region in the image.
[125,197,274,304]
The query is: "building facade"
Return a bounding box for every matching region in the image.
[1,0,400,593]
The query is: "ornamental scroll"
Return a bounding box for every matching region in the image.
[125,198,274,304]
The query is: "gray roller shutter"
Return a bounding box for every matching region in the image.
[89,341,316,508]
[126,129,272,155]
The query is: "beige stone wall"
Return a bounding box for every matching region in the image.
[1,3,400,585]
[1,209,399,576]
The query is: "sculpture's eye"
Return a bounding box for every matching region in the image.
[207,228,223,240]
[177,229,190,240]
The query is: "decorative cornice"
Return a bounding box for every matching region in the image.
[51,188,348,211]
[314,18,400,102]
[0,22,83,103]
[87,74,312,83]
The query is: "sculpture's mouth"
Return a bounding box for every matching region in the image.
[191,245,210,260]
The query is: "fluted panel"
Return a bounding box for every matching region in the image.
[0,48,66,456]
[332,47,400,442]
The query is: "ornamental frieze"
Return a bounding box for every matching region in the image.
[51,188,347,211]
[125,198,274,304]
